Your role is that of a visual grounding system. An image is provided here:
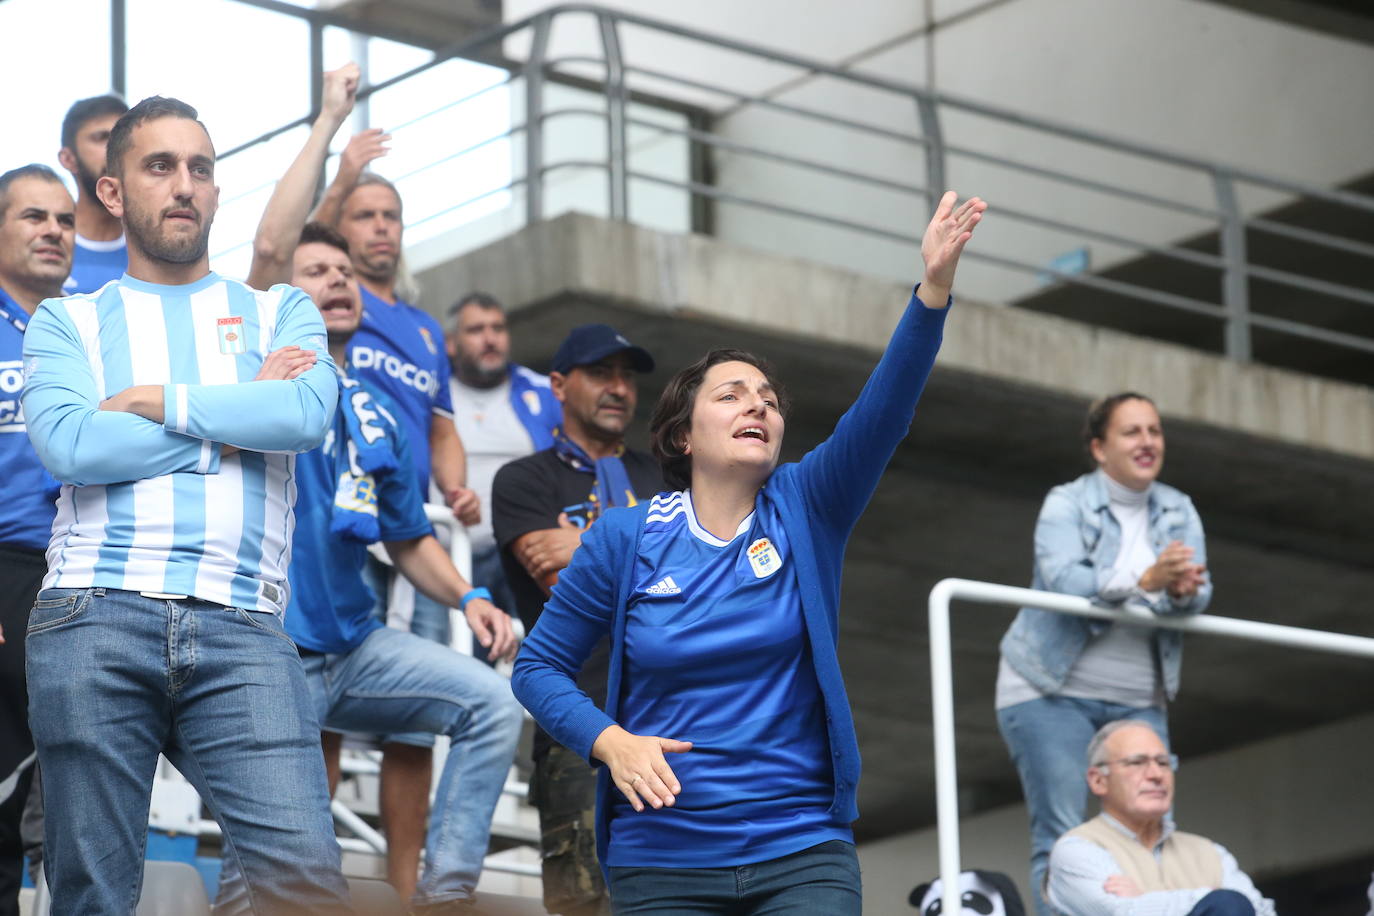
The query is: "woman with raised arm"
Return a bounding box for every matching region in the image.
[512,192,986,914]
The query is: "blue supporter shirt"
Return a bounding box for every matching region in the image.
[347,286,452,493]
[608,490,853,868]
[284,375,433,654]
[0,288,59,551]
[62,234,127,295]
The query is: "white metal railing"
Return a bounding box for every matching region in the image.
[926,578,1374,916]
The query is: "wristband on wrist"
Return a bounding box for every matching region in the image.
[459,587,492,611]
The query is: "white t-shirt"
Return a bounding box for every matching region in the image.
[449,375,536,550]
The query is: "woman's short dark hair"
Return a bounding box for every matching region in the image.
[1082,391,1155,464]
[650,348,789,491]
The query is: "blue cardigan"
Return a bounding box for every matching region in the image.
[511,288,949,866]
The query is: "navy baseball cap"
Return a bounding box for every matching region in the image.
[550,323,655,375]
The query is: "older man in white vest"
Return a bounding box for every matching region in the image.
[1046,721,1275,916]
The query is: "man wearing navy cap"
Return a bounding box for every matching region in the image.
[492,323,665,916]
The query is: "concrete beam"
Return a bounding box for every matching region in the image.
[417,211,1374,460]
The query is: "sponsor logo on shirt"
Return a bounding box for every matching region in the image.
[351,346,439,398]
[0,360,25,430]
[646,576,682,596]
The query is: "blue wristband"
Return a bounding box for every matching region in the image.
[459,587,492,611]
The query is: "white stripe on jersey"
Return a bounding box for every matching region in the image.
[646,491,686,525]
[122,287,177,588]
[255,287,281,354]
[64,296,106,400]
[195,452,242,607]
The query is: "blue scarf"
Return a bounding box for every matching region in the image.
[331,374,400,543]
[551,426,636,524]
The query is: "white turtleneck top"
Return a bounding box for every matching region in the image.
[996,473,1165,710]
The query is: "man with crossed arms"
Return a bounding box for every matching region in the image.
[21,96,349,912]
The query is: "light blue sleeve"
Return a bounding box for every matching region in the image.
[1215,844,1276,916]
[1047,836,1207,916]
[162,286,339,454]
[21,299,221,487]
[1033,487,1104,600]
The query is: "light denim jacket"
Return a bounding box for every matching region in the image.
[999,469,1210,700]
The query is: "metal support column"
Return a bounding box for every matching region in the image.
[110,0,126,97]
[524,13,552,225]
[1213,171,1251,361]
[914,91,946,214]
[599,11,630,222]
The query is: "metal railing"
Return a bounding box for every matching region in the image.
[925,578,1374,916]
[207,2,1374,373]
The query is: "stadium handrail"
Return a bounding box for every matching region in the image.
[925,577,1374,916]
[213,2,1374,367]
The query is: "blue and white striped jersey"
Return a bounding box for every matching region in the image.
[21,272,339,614]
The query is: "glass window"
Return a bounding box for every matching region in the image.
[0,0,111,181]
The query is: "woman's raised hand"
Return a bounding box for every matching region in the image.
[918,191,987,308]
[592,724,693,812]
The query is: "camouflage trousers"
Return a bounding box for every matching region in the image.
[530,744,612,916]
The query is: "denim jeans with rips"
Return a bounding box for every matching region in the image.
[26,587,351,916]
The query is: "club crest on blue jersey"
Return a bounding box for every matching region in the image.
[419,326,437,355]
[747,537,781,578]
[523,389,542,415]
[217,316,247,355]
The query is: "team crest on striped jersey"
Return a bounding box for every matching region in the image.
[217,316,246,355]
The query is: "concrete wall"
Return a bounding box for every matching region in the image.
[416,212,1374,460]
[860,712,1374,913]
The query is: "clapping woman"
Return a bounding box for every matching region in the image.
[513,192,986,914]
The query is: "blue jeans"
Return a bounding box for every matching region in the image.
[996,696,1168,916]
[1189,890,1255,915]
[607,840,861,915]
[25,588,350,915]
[220,626,523,908]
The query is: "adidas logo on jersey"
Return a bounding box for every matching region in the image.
[646,576,682,596]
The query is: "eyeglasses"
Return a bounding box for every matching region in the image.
[1094,753,1179,773]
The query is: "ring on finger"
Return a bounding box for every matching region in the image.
[630,774,643,784]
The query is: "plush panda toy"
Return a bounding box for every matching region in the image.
[909,869,1026,916]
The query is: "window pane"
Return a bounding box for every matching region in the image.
[125,0,310,153]
[0,0,111,179]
